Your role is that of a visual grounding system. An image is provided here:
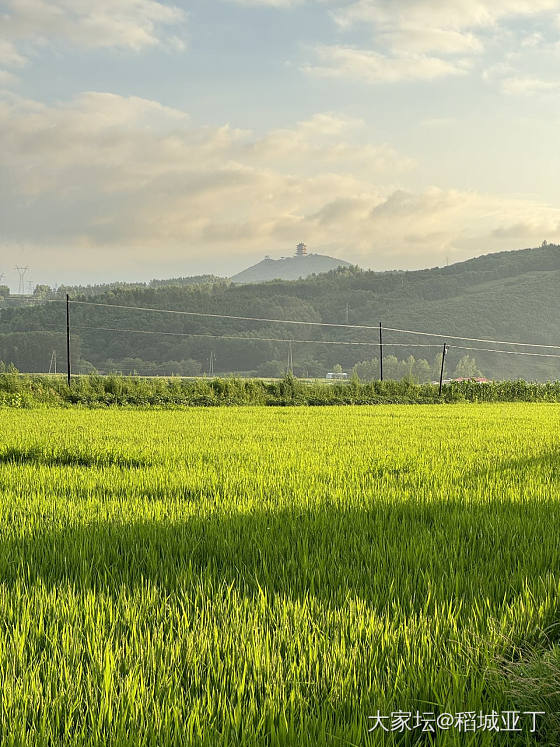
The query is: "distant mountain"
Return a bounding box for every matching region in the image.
[231,253,352,284]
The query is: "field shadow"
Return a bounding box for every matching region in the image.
[2,496,560,615]
[0,446,150,469]
[472,450,560,482]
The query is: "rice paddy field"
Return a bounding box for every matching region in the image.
[1,404,560,745]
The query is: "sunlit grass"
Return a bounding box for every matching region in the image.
[0,404,559,745]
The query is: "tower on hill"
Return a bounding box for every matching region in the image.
[230,244,351,283]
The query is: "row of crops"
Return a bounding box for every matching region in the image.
[1,404,560,744]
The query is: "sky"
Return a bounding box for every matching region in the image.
[2,0,560,290]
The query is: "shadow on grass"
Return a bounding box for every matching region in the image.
[477,451,560,482]
[0,446,150,469]
[1,497,560,618]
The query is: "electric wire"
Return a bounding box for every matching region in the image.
[70,325,560,359]
[52,299,560,351]
[72,325,441,348]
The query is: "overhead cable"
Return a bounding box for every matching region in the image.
[53,299,560,350]
[72,325,560,358]
[72,325,441,348]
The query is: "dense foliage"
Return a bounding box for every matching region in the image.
[2,243,560,380]
[3,370,560,407]
[1,405,560,744]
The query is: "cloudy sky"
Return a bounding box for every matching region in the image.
[2,0,560,289]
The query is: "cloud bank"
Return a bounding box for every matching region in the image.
[2,91,559,280]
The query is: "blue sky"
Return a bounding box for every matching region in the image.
[2,0,560,289]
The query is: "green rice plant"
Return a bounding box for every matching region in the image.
[0,404,559,744]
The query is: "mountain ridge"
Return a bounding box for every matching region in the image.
[230,253,352,284]
[2,243,560,381]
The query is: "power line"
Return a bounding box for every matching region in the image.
[70,325,560,358]
[14,319,560,361]
[54,299,560,351]
[381,325,560,350]
[71,325,441,348]
[451,345,560,359]
[57,299,377,330]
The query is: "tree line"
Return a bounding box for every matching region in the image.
[1,242,560,381]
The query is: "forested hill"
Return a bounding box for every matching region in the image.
[2,243,560,381]
[231,253,351,283]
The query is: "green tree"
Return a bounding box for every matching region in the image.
[353,358,380,381]
[33,285,53,299]
[453,355,481,379]
[384,355,400,379]
[413,358,432,383]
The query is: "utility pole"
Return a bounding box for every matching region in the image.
[439,343,448,396]
[345,303,349,324]
[66,294,71,387]
[287,341,293,374]
[49,350,57,375]
[209,351,215,376]
[379,322,383,382]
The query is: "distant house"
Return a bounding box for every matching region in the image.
[326,372,348,380]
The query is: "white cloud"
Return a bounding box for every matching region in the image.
[521,32,545,48]
[380,26,484,55]
[0,39,27,67]
[304,0,560,85]
[492,221,560,239]
[0,0,187,70]
[500,75,560,94]
[0,69,18,86]
[308,186,560,263]
[0,93,408,260]
[332,1,559,33]
[483,60,560,94]
[2,90,560,276]
[0,40,25,86]
[304,45,471,83]
[248,113,416,172]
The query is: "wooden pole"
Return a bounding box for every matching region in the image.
[66,294,71,387]
[439,343,447,396]
[379,322,383,381]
